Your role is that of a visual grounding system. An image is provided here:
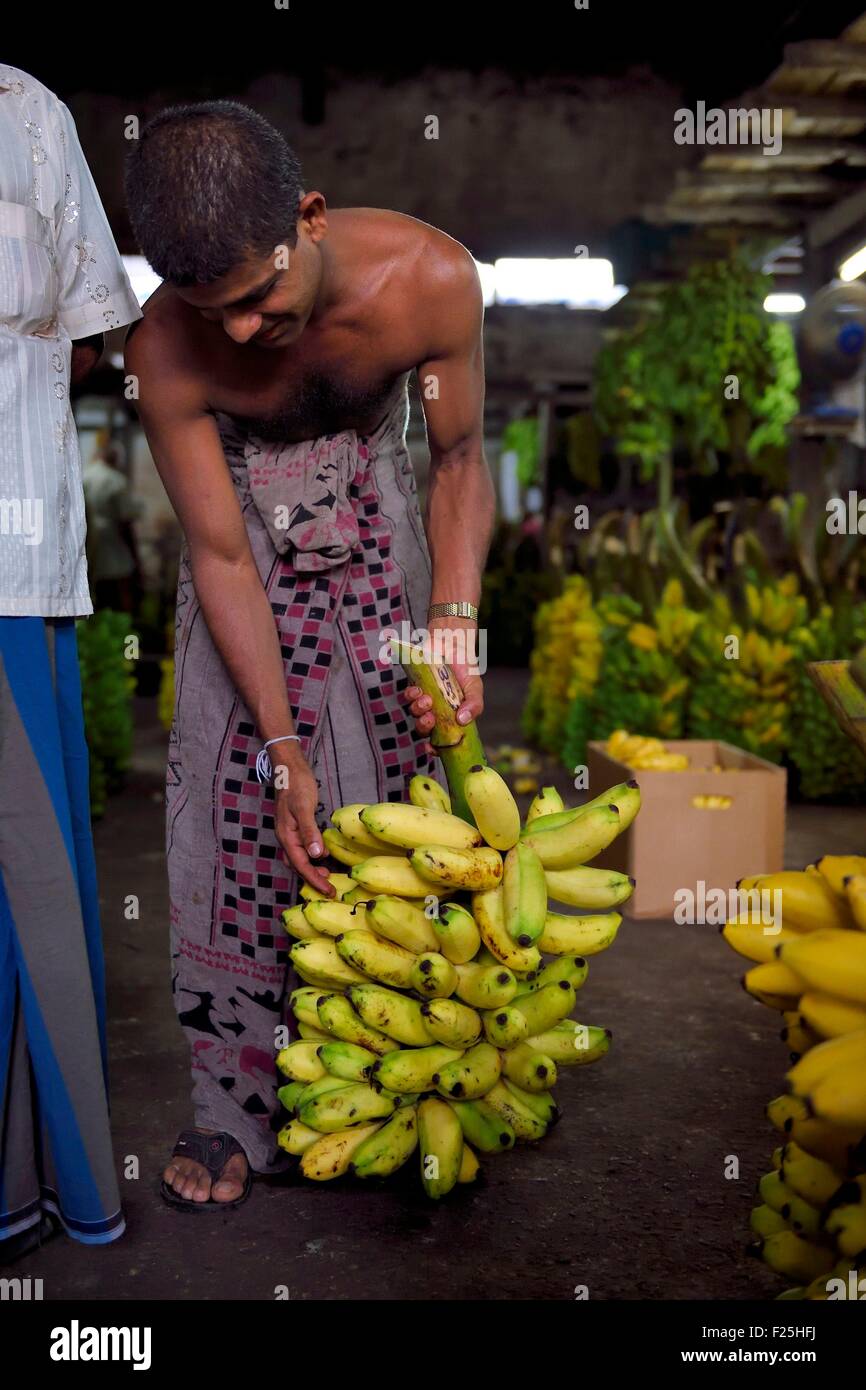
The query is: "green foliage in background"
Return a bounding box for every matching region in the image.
[76,610,137,819]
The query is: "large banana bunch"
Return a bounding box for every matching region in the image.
[723,858,866,1296]
[787,604,866,804]
[277,690,639,1197]
[522,576,602,756]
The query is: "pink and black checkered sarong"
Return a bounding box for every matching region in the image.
[165,376,435,1171]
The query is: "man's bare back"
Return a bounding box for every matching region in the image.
[135,208,466,442]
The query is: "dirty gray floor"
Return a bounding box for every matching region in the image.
[22,670,866,1300]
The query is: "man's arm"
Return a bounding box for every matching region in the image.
[409,248,495,736]
[125,320,334,895]
[70,332,104,385]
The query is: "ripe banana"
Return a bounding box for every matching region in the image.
[753,1231,834,1283]
[806,1056,866,1129]
[291,938,368,988]
[418,1097,464,1199]
[520,803,621,871]
[347,983,434,1046]
[281,905,319,940]
[300,1122,384,1180]
[463,764,521,850]
[482,1006,529,1048]
[473,887,541,973]
[757,1172,821,1237]
[824,1198,866,1259]
[303,899,367,938]
[300,872,355,902]
[351,1106,418,1178]
[275,1041,327,1083]
[372,1043,464,1094]
[784,1112,865,1173]
[453,959,517,1009]
[448,1097,515,1153]
[500,1042,558,1092]
[799,991,866,1040]
[317,1039,377,1082]
[742,960,804,1010]
[781,1015,819,1057]
[434,1042,502,1100]
[780,930,866,1007]
[408,774,451,814]
[781,1142,844,1206]
[330,803,385,851]
[750,1204,791,1238]
[758,872,853,933]
[316,993,397,1055]
[483,1080,548,1141]
[277,1119,322,1156]
[526,786,564,824]
[420,997,483,1048]
[722,919,801,965]
[815,855,866,899]
[297,1022,332,1041]
[844,874,866,931]
[361,803,482,851]
[543,867,634,912]
[538,910,622,956]
[787,1028,866,1097]
[291,986,331,1030]
[767,1092,808,1132]
[351,856,436,898]
[512,981,576,1035]
[367,895,439,953]
[432,901,481,964]
[335,929,418,989]
[408,952,459,998]
[295,1074,354,1112]
[502,842,547,945]
[321,829,370,867]
[458,1144,480,1183]
[412,845,504,892]
[525,1021,611,1067]
[299,1082,395,1133]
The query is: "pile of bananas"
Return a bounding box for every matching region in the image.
[722,860,866,1297]
[688,609,792,765]
[788,605,866,803]
[523,576,602,756]
[605,729,689,771]
[276,767,640,1197]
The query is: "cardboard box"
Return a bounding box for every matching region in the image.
[586,740,787,920]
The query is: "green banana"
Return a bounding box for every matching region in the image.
[316,993,398,1055]
[453,959,516,1009]
[544,868,634,912]
[295,1074,354,1112]
[473,887,541,973]
[482,1079,548,1140]
[524,1021,611,1066]
[502,1078,559,1125]
[520,803,622,870]
[299,1082,395,1133]
[448,1096,515,1152]
[502,842,547,945]
[513,953,588,997]
[482,1006,529,1048]
[291,986,334,1029]
[276,1081,307,1113]
[512,981,576,1036]
[500,1043,558,1092]
[372,1043,464,1094]
[434,1042,502,1100]
[351,1106,419,1178]
[317,1040,378,1082]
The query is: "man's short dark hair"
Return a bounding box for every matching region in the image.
[125,101,304,285]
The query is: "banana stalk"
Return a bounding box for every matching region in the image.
[391,640,486,823]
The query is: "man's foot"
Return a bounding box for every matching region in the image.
[162,1129,250,1207]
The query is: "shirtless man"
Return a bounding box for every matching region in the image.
[124,101,494,1209]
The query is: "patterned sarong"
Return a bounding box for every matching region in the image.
[166,376,437,1171]
[0,617,124,1245]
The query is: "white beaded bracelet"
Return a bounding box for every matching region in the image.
[255,734,302,784]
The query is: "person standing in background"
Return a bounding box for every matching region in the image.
[83,439,143,612]
[0,64,141,1259]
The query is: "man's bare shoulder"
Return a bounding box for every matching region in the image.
[125,285,208,388]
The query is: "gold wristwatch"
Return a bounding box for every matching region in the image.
[428,602,478,621]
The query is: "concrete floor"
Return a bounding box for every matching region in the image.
[24,670,866,1300]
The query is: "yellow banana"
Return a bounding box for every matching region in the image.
[750,1204,791,1238]
[722,919,801,964]
[351,856,435,898]
[434,1042,502,1100]
[411,845,504,893]
[780,930,866,1006]
[473,887,541,973]
[408,952,459,998]
[754,1231,834,1284]
[458,1143,480,1183]
[277,1119,323,1156]
[330,803,384,851]
[767,1092,808,1132]
[315,993,397,1055]
[317,1040,378,1082]
[346,983,434,1046]
[482,1080,548,1141]
[290,986,330,1030]
[321,828,370,867]
[543,866,634,911]
[300,1122,384,1180]
[759,872,854,932]
[361,803,481,851]
[463,763,521,850]
[299,872,355,902]
[299,1082,395,1133]
[780,1142,845,1206]
[275,1041,327,1083]
[526,786,564,824]
[512,981,576,1035]
[742,959,805,1010]
[290,938,368,988]
[335,928,418,989]
[824,1197,866,1259]
[482,1006,529,1048]
[351,1106,418,1178]
[524,1020,611,1067]
[799,991,866,1039]
[787,1028,866,1097]
[420,997,483,1048]
[844,873,866,931]
[372,1043,464,1094]
[453,959,517,1010]
[816,855,866,898]
[408,774,451,813]
[303,899,367,938]
[538,909,622,956]
[281,905,319,940]
[806,1055,866,1128]
[366,896,439,954]
[500,1042,558,1092]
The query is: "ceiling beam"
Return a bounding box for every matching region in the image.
[703,141,866,169]
[673,169,842,198]
[781,40,866,74]
[749,89,866,122]
[645,202,803,228]
[808,184,866,249]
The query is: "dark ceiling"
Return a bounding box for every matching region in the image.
[11,1,866,106]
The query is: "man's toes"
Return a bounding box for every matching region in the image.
[191,1176,213,1203]
[212,1178,241,1201]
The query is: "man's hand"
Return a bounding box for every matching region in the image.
[272,743,335,897]
[404,619,484,756]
